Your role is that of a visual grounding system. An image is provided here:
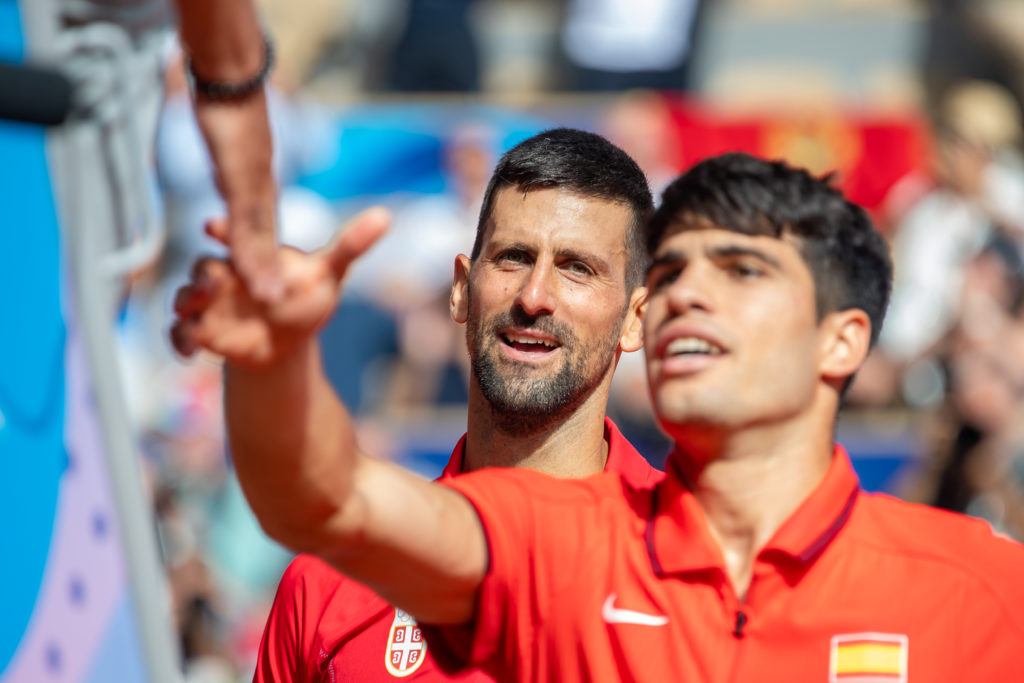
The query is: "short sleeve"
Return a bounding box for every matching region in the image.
[421,468,611,678]
[953,532,1024,680]
[253,555,316,682]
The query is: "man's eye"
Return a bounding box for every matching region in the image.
[499,250,527,264]
[730,262,763,279]
[568,262,593,276]
[649,269,678,291]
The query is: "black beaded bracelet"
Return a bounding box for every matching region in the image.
[186,35,275,100]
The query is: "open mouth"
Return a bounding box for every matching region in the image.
[500,332,560,356]
[664,336,724,358]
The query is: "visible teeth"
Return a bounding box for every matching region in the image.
[666,337,722,356]
[505,334,556,348]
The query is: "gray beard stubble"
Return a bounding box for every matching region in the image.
[468,304,621,436]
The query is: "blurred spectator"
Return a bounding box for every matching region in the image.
[171,557,234,682]
[138,356,295,679]
[970,0,1024,110]
[558,0,706,91]
[921,0,1024,117]
[255,0,352,89]
[598,89,682,194]
[380,122,496,408]
[853,80,1024,407]
[927,239,1024,540]
[147,363,236,681]
[384,0,481,92]
[348,120,495,300]
[344,120,499,413]
[846,79,1024,540]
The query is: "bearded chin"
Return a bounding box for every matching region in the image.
[470,337,616,435]
[465,295,624,434]
[476,351,581,409]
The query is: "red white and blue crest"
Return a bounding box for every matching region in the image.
[384,608,426,677]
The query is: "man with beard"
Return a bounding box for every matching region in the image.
[426,154,1024,680]
[171,128,661,680]
[176,150,1024,681]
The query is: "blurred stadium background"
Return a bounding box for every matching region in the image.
[3,0,1024,680]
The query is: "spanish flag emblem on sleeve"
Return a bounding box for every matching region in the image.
[829,633,908,682]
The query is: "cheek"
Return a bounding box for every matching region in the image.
[738,300,819,376]
[748,337,820,408]
[470,277,514,312]
[747,287,817,338]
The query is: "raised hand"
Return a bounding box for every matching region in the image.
[170,207,390,367]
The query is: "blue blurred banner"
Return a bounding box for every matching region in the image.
[298,104,545,200]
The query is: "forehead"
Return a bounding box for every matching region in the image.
[486,186,632,252]
[653,224,811,274]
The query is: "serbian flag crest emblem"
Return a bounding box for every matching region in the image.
[385,608,426,677]
[829,632,908,682]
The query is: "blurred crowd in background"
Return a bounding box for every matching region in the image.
[110,0,1024,679]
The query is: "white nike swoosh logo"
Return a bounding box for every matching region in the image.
[602,594,669,626]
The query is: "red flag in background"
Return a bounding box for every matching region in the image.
[662,96,932,231]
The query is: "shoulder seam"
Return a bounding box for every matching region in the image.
[845,529,1024,636]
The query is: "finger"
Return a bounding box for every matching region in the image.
[190,256,235,292]
[324,207,391,280]
[173,284,211,318]
[169,318,199,357]
[204,218,230,246]
[190,254,228,282]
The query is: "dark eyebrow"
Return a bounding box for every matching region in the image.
[646,244,783,278]
[708,244,783,270]
[647,250,687,277]
[491,240,530,252]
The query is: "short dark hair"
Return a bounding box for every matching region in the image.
[472,128,653,290]
[648,152,892,347]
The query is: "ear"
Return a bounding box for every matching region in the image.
[818,308,871,382]
[619,286,648,353]
[450,254,472,324]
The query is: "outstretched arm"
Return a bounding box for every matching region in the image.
[171,210,487,623]
[174,0,280,300]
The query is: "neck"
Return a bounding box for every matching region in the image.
[462,381,612,478]
[673,405,835,598]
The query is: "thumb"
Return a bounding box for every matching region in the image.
[323,207,391,280]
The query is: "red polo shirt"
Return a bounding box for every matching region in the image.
[425,446,1024,682]
[253,418,661,682]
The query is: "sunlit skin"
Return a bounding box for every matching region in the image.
[645,228,822,454]
[642,224,870,594]
[167,187,649,622]
[450,186,646,474]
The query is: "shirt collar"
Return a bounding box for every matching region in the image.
[439,418,661,486]
[604,417,664,488]
[646,445,860,577]
[440,434,468,479]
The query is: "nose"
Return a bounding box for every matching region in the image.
[514,260,558,316]
[666,263,713,315]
